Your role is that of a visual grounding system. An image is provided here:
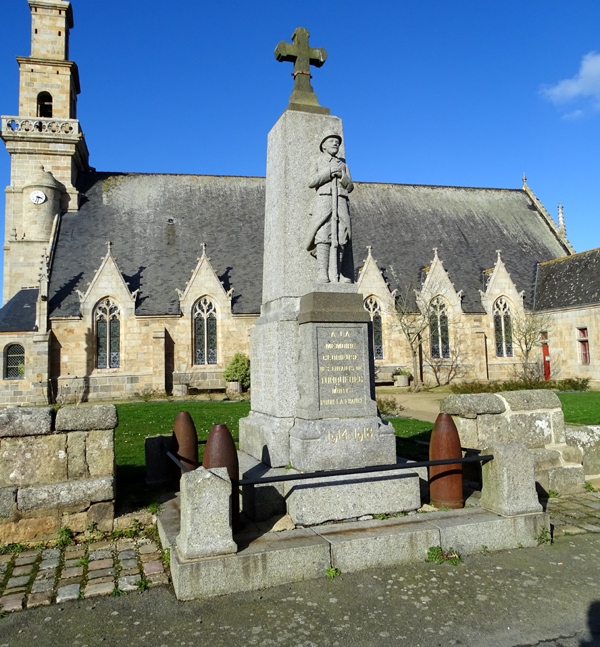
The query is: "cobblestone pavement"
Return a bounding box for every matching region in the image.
[0,538,169,613]
[1,489,600,615]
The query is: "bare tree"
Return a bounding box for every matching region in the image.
[423,317,469,386]
[510,310,552,381]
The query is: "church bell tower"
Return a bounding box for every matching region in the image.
[1,0,90,303]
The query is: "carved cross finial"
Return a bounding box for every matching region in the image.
[201,242,207,257]
[106,240,113,254]
[275,27,329,114]
[432,247,439,259]
[522,173,528,187]
[496,249,502,262]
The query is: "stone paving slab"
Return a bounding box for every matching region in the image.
[3,488,600,613]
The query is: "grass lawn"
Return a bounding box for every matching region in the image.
[558,391,600,426]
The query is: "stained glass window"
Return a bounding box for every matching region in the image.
[5,344,25,379]
[194,297,217,365]
[364,296,383,360]
[493,297,513,357]
[95,299,120,368]
[430,297,450,359]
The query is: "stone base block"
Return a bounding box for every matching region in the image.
[0,515,58,543]
[239,452,288,522]
[431,508,549,553]
[238,411,293,467]
[171,528,331,600]
[548,464,585,495]
[285,467,421,526]
[316,516,439,573]
[289,417,396,472]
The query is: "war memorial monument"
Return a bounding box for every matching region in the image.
[160,28,549,601]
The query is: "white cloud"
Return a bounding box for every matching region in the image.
[542,51,600,114]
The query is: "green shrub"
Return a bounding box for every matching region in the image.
[450,377,589,394]
[376,396,405,417]
[222,353,251,389]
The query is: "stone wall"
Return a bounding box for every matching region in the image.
[0,404,116,543]
[0,331,50,406]
[440,390,585,495]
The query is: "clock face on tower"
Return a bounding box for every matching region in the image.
[30,190,47,205]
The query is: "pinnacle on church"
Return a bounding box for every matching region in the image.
[275,27,330,115]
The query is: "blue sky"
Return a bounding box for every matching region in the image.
[1,0,600,300]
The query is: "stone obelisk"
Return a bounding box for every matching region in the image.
[239,28,395,472]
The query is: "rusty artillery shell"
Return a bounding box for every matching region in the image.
[203,423,240,532]
[171,411,199,477]
[429,412,464,509]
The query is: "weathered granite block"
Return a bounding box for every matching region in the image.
[67,432,88,479]
[551,410,566,444]
[565,426,600,476]
[0,407,52,438]
[177,467,237,560]
[87,502,114,532]
[316,516,439,573]
[453,416,478,449]
[440,394,505,418]
[289,417,396,472]
[530,448,561,472]
[171,527,330,600]
[507,413,553,448]
[0,434,67,487]
[477,414,509,446]
[500,389,561,411]
[0,487,16,518]
[239,452,288,522]
[86,430,114,477]
[55,405,117,431]
[284,467,420,526]
[435,508,548,553]
[239,411,292,467]
[0,516,58,543]
[17,477,114,511]
[548,465,585,495]
[480,442,542,516]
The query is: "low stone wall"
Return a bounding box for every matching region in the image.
[0,405,116,543]
[565,425,600,478]
[440,390,585,495]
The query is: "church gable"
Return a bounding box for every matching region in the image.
[417,249,463,314]
[479,251,524,316]
[356,247,396,313]
[75,242,137,319]
[177,244,233,317]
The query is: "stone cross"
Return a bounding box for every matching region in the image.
[275,27,329,114]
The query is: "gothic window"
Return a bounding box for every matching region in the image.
[37,92,53,118]
[95,298,120,369]
[5,344,25,379]
[493,297,513,357]
[364,296,383,360]
[429,297,450,359]
[194,297,218,365]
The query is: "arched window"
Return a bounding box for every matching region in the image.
[37,92,53,118]
[95,298,120,368]
[364,296,383,360]
[5,344,25,379]
[194,297,217,365]
[429,297,450,359]
[493,297,513,357]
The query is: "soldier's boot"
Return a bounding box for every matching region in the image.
[317,243,330,283]
[338,246,351,283]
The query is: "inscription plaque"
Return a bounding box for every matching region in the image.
[316,324,370,412]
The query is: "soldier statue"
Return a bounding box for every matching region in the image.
[306,134,354,283]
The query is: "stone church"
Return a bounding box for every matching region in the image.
[0,0,598,406]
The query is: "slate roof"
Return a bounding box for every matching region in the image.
[0,288,38,332]
[47,173,571,317]
[534,248,600,311]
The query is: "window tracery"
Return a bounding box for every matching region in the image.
[429,297,450,359]
[95,298,120,368]
[493,297,513,357]
[194,297,218,365]
[364,296,383,360]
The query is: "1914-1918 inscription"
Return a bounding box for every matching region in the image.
[316,325,369,410]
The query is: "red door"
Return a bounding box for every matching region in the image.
[542,343,551,381]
